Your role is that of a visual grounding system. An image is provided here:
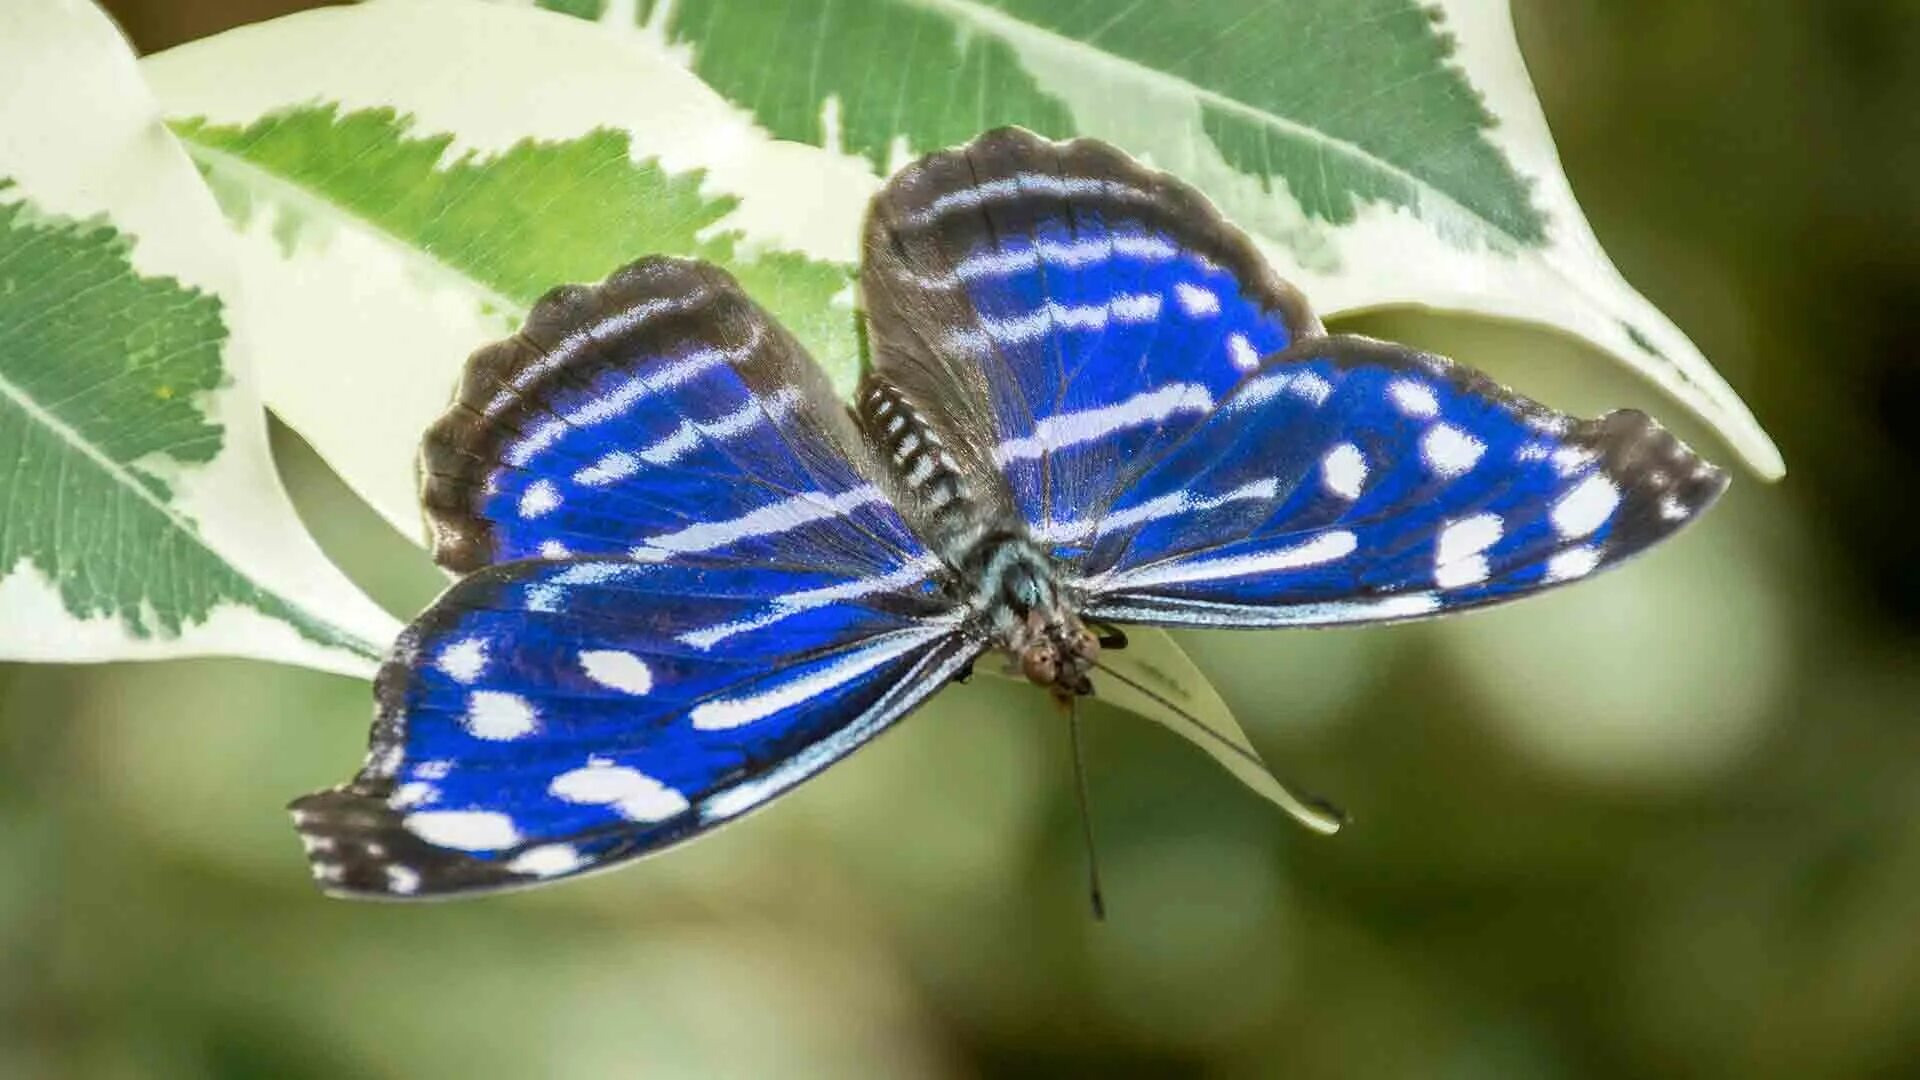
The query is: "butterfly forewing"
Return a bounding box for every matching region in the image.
[860,127,1321,563]
[422,256,921,578]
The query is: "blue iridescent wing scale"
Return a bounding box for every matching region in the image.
[295,258,979,897]
[859,127,1321,559]
[294,556,976,897]
[1079,335,1727,625]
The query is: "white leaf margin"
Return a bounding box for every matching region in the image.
[488,0,1781,479]
[0,0,400,677]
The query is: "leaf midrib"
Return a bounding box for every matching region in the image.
[0,356,374,656]
[904,0,1511,246]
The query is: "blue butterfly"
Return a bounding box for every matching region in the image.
[292,128,1726,898]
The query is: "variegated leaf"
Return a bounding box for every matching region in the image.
[498,0,1781,479]
[0,0,399,675]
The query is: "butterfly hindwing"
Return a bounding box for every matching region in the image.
[1079,335,1727,627]
[294,556,978,897]
[860,127,1321,562]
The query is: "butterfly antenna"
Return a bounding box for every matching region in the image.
[1068,696,1107,922]
[1091,659,1347,836]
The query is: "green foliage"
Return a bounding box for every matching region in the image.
[173,105,860,379]
[0,186,367,653]
[631,0,1545,243]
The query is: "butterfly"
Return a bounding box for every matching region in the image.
[291,128,1726,899]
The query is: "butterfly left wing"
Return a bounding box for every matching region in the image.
[296,255,978,898]
[1077,335,1727,627]
[293,556,978,898]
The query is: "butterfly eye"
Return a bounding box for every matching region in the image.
[1021,642,1059,686]
[1003,561,1049,615]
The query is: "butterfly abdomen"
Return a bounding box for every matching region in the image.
[858,377,977,533]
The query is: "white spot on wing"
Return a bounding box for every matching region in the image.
[518,480,561,519]
[402,810,521,851]
[1436,513,1503,566]
[574,450,638,487]
[1552,475,1621,538]
[392,782,438,808]
[1546,546,1602,582]
[1174,281,1220,317]
[1421,424,1485,477]
[1433,514,1503,589]
[1388,379,1440,418]
[1322,443,1367,499]
[507,844,585,878]
[384,865,422,894]
[549,760,690,822]
[1227,332,1260,371]
[579,649,653,695]
[463,691,537,741]
[436,637,488,684]
[1552,447,1595,476]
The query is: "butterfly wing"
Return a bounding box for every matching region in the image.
[294,557,978,897]
[858,129,1724,624]
[859,126,1320,559]
[1077,335,1727,627]
[296,257,979,897]
[422,256,924,578]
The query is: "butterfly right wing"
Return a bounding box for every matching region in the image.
[293,555,979,898]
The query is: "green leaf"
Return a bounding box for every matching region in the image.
[512,0,1781,478]
[0,0,398,674]
[146,2,874,536]
[1083,632,1344,834]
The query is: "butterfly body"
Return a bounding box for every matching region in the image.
[292,128,1727,899]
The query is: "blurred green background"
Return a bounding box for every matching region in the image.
[5,1,1918,1077]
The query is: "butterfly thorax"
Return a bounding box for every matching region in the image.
[857,378,1098,699]
[958,529,1100,702]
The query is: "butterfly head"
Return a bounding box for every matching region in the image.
[962,530,1100,702]
[1014,610,1102,703]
